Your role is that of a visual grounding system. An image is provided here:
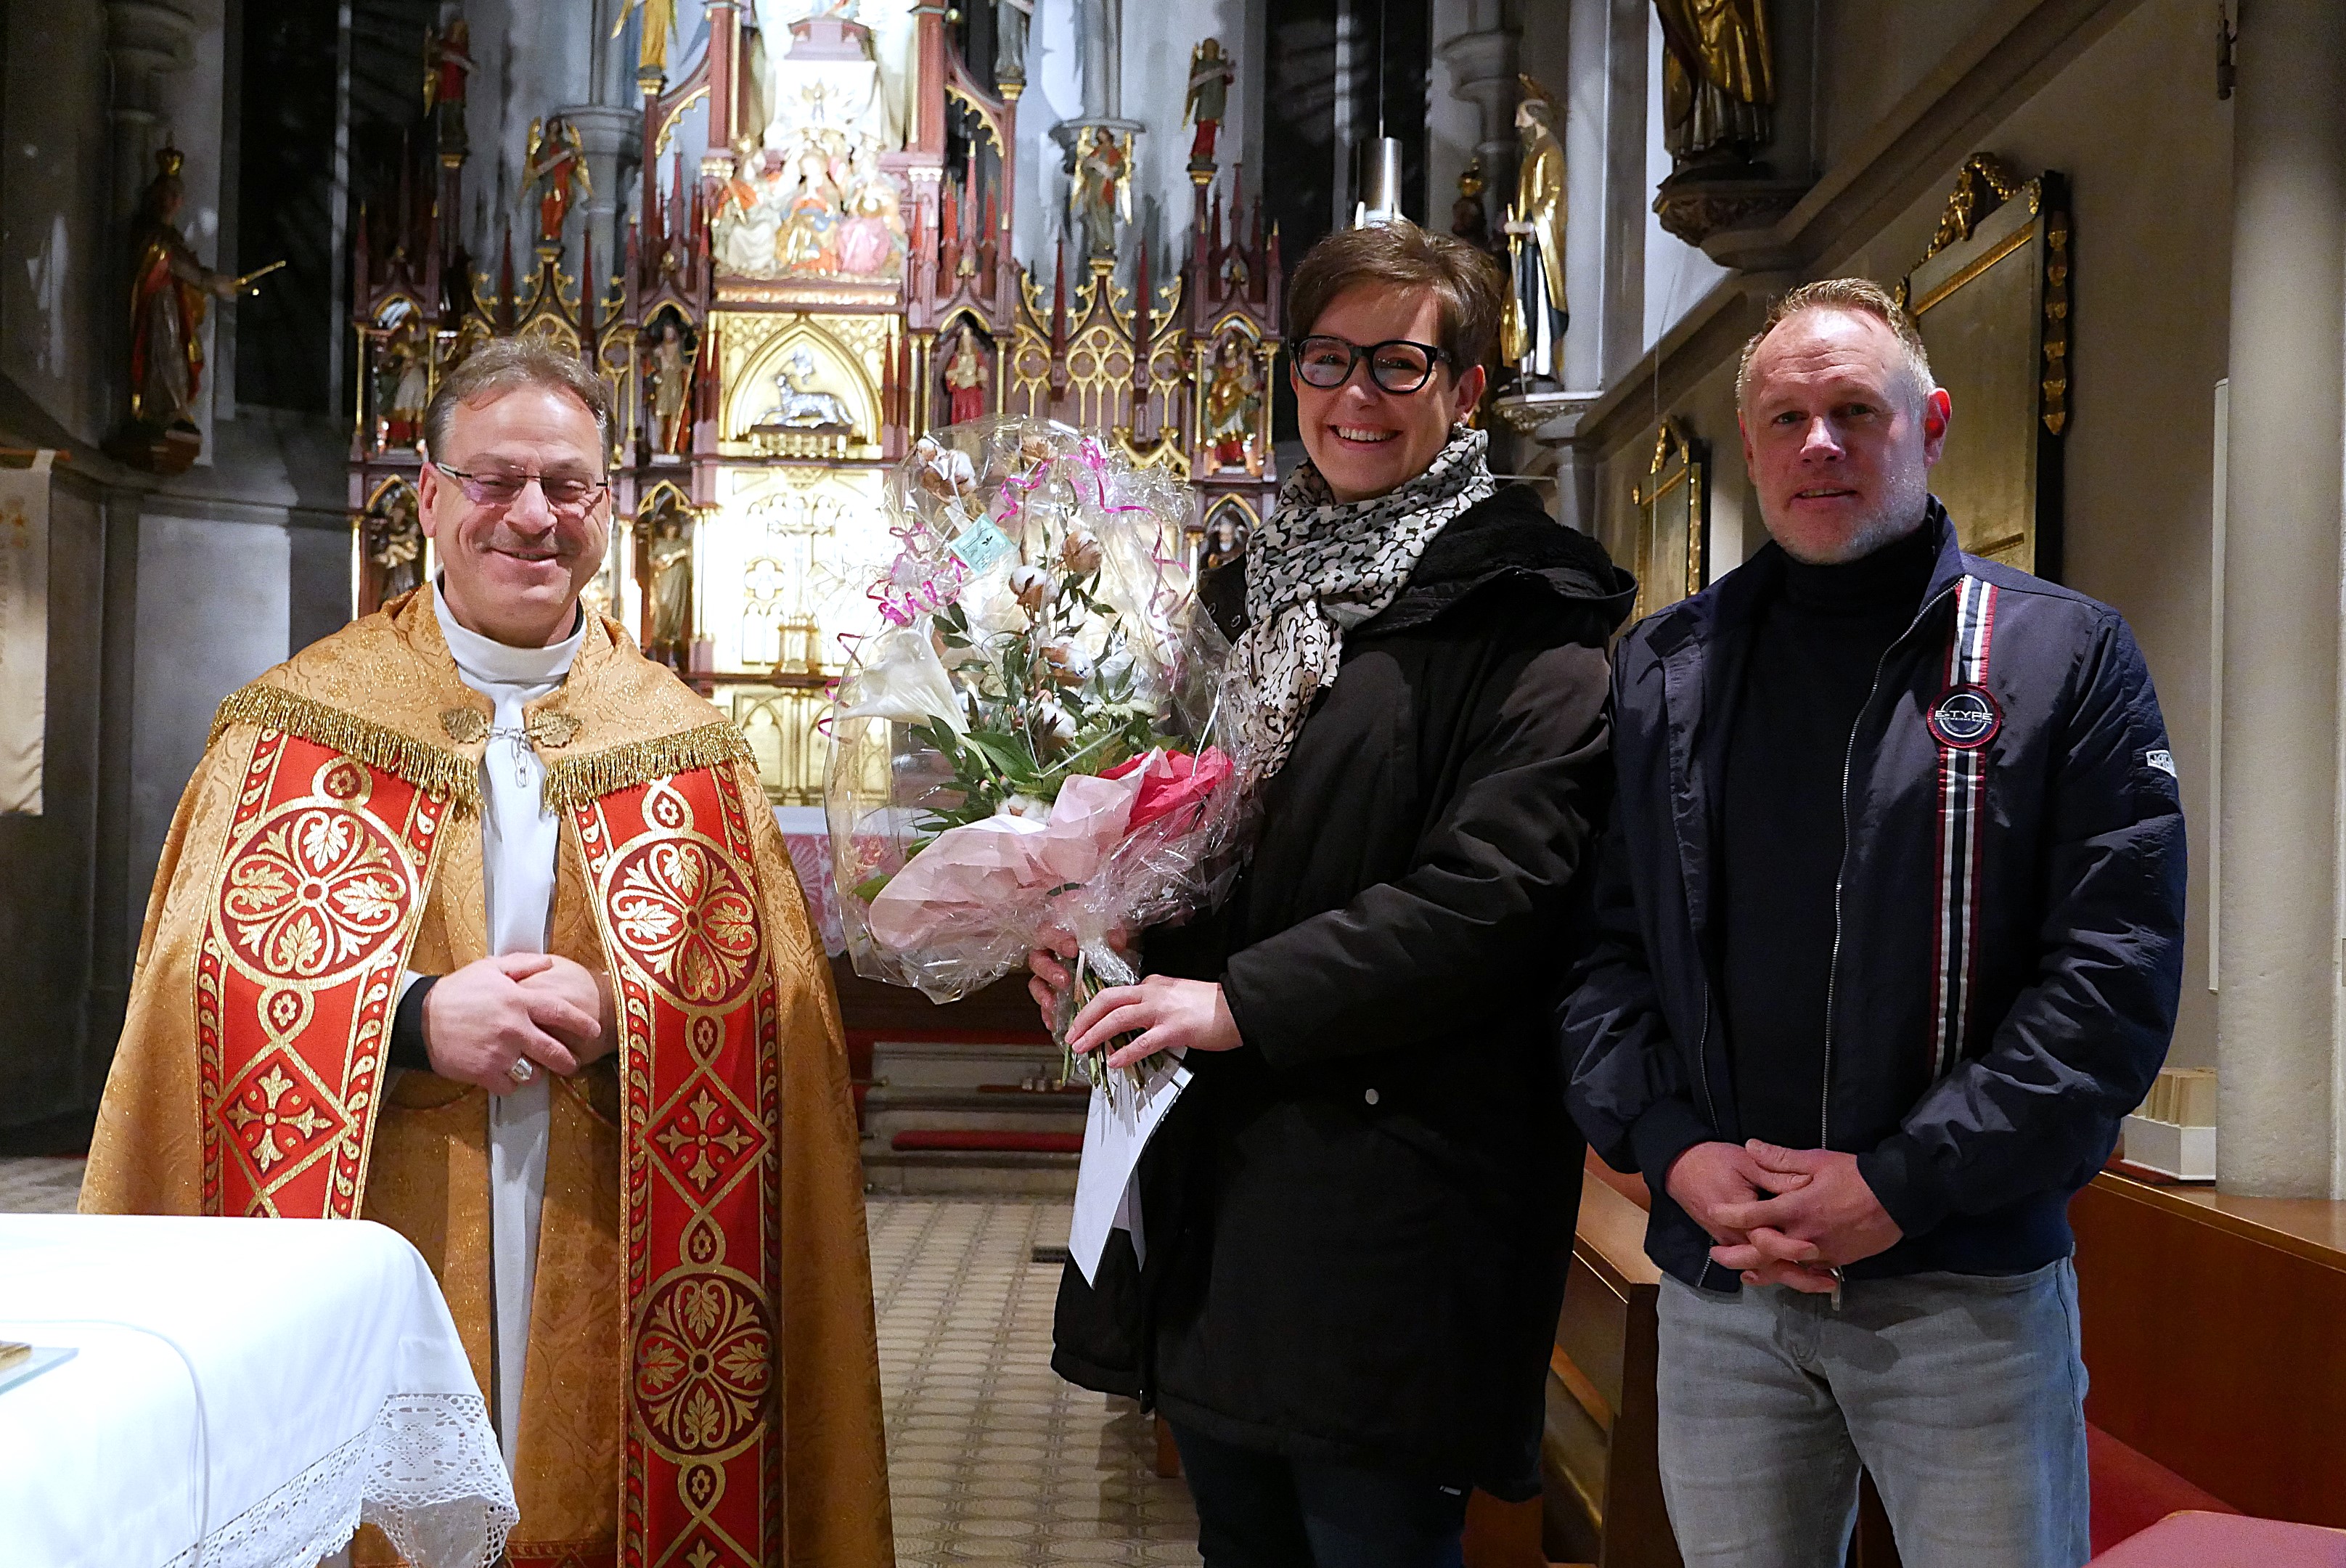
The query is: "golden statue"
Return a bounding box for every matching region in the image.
[1653,0,1773,166]
[612,0,677,75]
[1503,76,1568,383]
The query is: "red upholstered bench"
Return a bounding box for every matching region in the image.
[2089,1424,2239,1555]
[2090,1511,2346,1565]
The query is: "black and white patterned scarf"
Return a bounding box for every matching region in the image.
[1226,423,1496,786]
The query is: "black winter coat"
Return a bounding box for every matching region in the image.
[1050,485,1634,1497]
[1561,505,2187,1291]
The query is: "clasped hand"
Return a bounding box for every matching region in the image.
[1664,1140,1903,1293]
[1026,934,1241,1070]
[421,952,618,1094]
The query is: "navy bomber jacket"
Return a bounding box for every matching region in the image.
[1561,502,2186,1291]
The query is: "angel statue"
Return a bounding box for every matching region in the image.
[521,117,591,248]
[1185,38,1235,171]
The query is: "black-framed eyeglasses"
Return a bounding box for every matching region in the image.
[431,461,610,515]
[1290,335,1450,394]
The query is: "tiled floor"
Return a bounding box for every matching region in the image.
[0,1161,1201,1567]
[0,1156,83,1214]
[870,1199,1201,1567]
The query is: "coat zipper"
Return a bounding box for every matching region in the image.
[1818,582,1958,1149]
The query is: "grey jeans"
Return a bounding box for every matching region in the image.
[1654,1259,2091,1568]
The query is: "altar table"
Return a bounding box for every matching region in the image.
[0,1214,516,1568]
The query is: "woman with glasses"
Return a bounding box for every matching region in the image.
[1032,221,1634,1567]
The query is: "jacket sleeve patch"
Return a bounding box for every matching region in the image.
[2144,748,2177,778]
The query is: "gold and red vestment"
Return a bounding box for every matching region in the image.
[83,590,891,1568]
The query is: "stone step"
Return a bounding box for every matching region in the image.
[861,1144,1079,1196]
[862,1085,1090,1142]
[867,1037,1063,1093]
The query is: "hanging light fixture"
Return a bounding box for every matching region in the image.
[1354,0,1404,226]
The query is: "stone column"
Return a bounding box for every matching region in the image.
[2216,3,2346,1198]
[1437,15,1520,213]
[105,1,197,219]
[560,105,643,275]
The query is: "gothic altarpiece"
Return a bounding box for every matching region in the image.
[348,1,1282,807]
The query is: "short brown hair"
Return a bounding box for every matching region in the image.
[1286,219,1506,377]
[1736,277,1936,414]
[422,336,613,465]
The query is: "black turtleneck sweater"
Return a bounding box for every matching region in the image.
[1721,526,1937,1151]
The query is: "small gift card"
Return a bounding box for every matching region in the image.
[949,518,1018,576]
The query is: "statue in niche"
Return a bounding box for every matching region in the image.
[1071,128,1129,258]
[365,487,425,605]
[379,322,431,450]
[761,348,854,432]
[1652,0,1773,168]
[1202,334,1262,474]
[125,148,239,443]
[643,317,695,454]
[1503,77,1569,383]
[1185,38,1234,172]
[941,331,989,425]
[1203,505,1250,570]
[422,18,473,160]
[521,117,591,248]
[635,497,694,669]
[996,0,1033,85]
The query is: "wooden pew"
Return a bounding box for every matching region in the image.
[1544,1164,1680,1568]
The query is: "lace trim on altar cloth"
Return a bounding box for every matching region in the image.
[161,1392,517,1568]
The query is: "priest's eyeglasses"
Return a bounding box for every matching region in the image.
[432,462,611,515]
[1291,335,1451,395]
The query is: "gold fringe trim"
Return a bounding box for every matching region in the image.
[210,685,483,812]
[541,722,755,814]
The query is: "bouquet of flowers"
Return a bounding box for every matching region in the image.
[825,417,1254,1092]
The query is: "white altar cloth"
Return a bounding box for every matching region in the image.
[0,1214,516,1568]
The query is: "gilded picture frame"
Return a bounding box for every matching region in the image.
[1631,420,1707,619]
[1900,155,2071,579]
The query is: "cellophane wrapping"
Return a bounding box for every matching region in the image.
[825,417,1258,1079]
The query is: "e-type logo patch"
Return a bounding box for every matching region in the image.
[1928,685,2002,750]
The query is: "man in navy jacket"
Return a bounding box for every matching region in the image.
[1562,278,2185,1568]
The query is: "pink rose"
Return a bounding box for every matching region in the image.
[1103,746,1235,833]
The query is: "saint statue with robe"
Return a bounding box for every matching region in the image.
[638,499,695,666]
[1652,0,1773,168]
[645,319,692,454]
[364,485,425,605]
[942,332,987,425]
[1072,128,1128,258]
[83,339,891,1568]
[1503,77,1569,383]
[1202,332,1262,473]
[521,118,591,248]
[126,148,237,437]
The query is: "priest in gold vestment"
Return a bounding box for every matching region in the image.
[83,339,891,1568]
